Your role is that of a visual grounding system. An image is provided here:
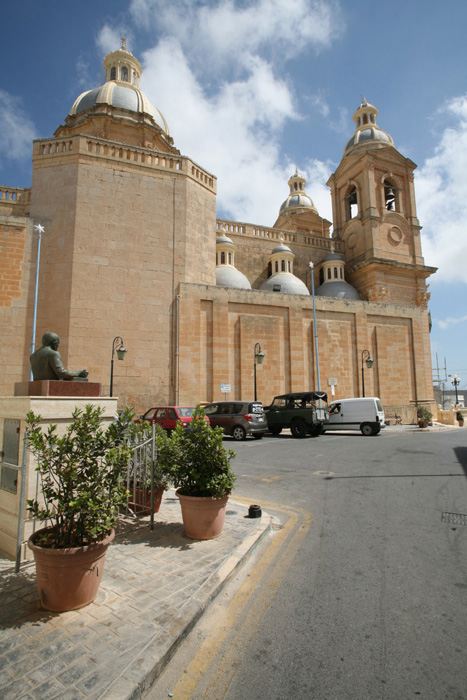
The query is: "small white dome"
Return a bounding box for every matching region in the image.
[260,273,310,296]
[216,266,251,290]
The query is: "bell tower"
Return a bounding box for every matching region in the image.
[327,99,436,306]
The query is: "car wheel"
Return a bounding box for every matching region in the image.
[253,434,263,440]
[269,427,282,436]
[291,419,308,438]
[232,425,247,441]
[361,423,374,436]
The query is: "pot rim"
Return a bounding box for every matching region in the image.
[176,488,230,502]
[27,526,115,554]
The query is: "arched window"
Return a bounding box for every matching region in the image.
[228,252,232,264]
[327,269,332,280]
[288,261,291,272]
[384,179,398,212]
[281,260,286,272]
[275,261,279,273]
[319,268,325,285]
[334,267,338,279]
[346,186,358,220]
[121,66,129,82]
[340,268,343,279]
[221,251,226,264]
[110,67,117,81]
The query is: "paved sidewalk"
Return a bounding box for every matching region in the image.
[0,492,272,700]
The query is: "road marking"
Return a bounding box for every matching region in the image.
[169,499,312,699]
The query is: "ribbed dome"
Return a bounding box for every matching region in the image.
[69,84,169,134]
[279,170,318,215]
[216,266,251,290]
[315,280,360,300]
[272,242,292,254]
[67,39,169,135]
[344,98,393,155]
[260,273,310,296]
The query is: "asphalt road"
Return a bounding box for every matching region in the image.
[148,426,467,699]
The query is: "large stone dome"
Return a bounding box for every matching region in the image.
[260,272,310,296]
[65,39,170,136]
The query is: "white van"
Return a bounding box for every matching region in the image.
[323,397,385,436]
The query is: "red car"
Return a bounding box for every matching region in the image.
[137,406,209,432]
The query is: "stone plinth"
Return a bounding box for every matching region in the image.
[14,381,102,397]
[0,396,118,560]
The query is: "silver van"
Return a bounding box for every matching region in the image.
[323,397,385,436]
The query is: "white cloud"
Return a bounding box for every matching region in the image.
[437,314,467,330]
[130,0,343,224]
[0,89,37,165]
[416,94,467,284]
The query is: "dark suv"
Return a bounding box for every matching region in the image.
[264,391,328,438]
[203,401,268,441]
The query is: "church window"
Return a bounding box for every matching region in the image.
[346,186,358,220]
[334,267,338,279]
[221,251,226,264]
[327,268,331,280]
[384,179,398,212]
[340,268,343,279]
[110,67,117,81]
[319,269,324,285]
[281,260,286,272]
[288,261,291,272]
[228,252,232,264]
[121,66,129,81]
[275,261,279,273]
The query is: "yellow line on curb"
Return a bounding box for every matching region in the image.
[170,500,313,699]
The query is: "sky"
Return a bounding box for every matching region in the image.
[1,0,467,392]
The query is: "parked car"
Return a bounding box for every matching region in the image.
[323,397,385,436]
[264,391,328,438]
[203,401,268,440]
[137,406,209,432]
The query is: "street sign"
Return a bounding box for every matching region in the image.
[328,378,337,386]
[221,384,231,393]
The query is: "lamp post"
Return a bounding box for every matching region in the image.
[30,223,44,379]
[309,262,321,395]
[450,374,460,406]
[254,343,265,402]
[361,349,374,397]
[110,336,127,397]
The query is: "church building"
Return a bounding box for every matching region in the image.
[0,41,436,421]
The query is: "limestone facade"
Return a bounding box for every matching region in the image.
[0,45,436,419]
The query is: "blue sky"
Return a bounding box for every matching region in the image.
[1,0,467,392]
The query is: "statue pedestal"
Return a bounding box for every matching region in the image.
[0,395,117,560]
[14,381,102,397]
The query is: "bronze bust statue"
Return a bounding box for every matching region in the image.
[30,332,88,382]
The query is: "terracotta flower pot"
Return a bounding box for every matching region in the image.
[28,527,115,612]
[128,486,164,515]
[176,490,229,540]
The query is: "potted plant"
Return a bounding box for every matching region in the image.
[457,411,464,427]
[167,406,236,539]
[25,404,133,612]
[126,424,173,515]
[417,406,432,428]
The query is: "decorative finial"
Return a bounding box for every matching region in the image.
[121,36,127,51]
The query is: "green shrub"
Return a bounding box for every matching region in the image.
[167,406,236,498]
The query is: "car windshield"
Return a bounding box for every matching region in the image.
[177,407,195,418]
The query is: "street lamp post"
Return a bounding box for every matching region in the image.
[308,262,322,395]
[110,336,127,397]
[450,374,460,406]
[361,349,374,397]
[30,223,44,379]
[254,343,265,402]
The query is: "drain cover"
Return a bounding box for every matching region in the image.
[441,512,467,526]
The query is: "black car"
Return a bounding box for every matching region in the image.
[203,401,268,440]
